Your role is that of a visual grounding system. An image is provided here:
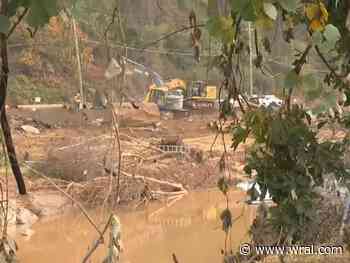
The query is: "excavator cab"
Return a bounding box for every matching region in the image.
[189,81,217,99]
[186,81,218,109]
[146,88,167,109]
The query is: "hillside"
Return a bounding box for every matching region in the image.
[5,1,223,106]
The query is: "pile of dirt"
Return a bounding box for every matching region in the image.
[115,102,160,127]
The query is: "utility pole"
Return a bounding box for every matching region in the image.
[72,17,85,109]
[248,22,254,96]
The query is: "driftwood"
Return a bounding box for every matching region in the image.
[121,171,186,192]
[119,133,165,153]
[103,166,187,193]
[16,104,64,109]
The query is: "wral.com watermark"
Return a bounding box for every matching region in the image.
[239,243,344,256]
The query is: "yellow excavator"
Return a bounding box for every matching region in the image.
[144,79,218,111]
[105,56,218,112]
[184,80,218,109]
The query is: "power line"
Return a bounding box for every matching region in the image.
[83,39,221,57]
[7,40,221,57]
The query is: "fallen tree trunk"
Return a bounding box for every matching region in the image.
[103,167,187,192]
[121,171,186,191]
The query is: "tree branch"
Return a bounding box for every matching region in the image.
[6,7,29,39]
[111,109,122,204]
[140,24,205,51]
[286,44,312,110]
[81,214,113,263]
[314,45,345,79]
[104,6,119,62]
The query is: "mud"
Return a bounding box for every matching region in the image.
[16,189,254,263]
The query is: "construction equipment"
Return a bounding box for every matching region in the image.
[104,58,161,126]
[184,80,217,109]
[145,79,219,111]
[144,78,186,112]
[105,57,218,113]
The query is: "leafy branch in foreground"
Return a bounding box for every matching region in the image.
[203,0,350,260]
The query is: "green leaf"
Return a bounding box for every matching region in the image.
[323,24,341,49]
[301,74,321,101]
[26,0,60,27]
[302,74,317,90]
[8,0,31,17]
[231,0,257,21]
[324,91,338,107]
[312,31,323,46]
[318,40,335,53]
[263,3,277,20]
[268,119,288,145]
[217,177,229,195]
[230,0,248,13]
[311,91,337,114]
[312,104,327,115]
[284,70,301,90]
[0,15,10,34]
[206,16,234,44]
[279,0,298,12]
[232,126,249,150]
[220,209,232,233]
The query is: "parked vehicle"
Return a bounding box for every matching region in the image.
[248,94,283,109]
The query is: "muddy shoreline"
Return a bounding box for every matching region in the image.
[0,104,256,263]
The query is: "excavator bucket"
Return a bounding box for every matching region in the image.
[105,58,122,80]
[113,102,160,127]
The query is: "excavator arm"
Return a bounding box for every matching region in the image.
[105,57,165,87]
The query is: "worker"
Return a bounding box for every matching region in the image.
[73,92,81,112]
[94,89,108,109]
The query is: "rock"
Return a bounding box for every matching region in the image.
[16,208,39,226]
[21,125,40,134]
[189,148,204,163]
[19,228,35,238]
[161,112,174,120]
[31,192,67,217]
[160,135,183,146]
[0,238,18,263]
[91,118,104,126]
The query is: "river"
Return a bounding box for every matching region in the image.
[16,189,255,263]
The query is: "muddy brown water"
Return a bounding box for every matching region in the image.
[16,190,255,263]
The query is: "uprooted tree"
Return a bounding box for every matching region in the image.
[0,0,81,195]
[201,0,350,261]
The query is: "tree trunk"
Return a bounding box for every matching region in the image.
[72,17,85,109]
[0,0,27,195]
[1,109,26,195]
